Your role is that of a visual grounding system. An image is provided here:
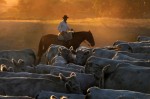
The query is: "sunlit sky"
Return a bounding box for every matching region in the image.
[5,0,18,6]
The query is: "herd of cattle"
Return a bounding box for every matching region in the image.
[1,36,150,99]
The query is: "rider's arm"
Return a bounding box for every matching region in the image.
[57,22,63,33]
[66,23,71,31]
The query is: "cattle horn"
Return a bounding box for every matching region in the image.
[50,95,58,99]
[59,73,67,82]
[70,72,76,77]
[18,59,25,66]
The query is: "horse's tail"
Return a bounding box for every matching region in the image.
[37,36,44,64]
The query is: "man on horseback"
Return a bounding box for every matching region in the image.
[57,15,74,43]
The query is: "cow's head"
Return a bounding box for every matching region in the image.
[116,43,133,53]
[75,49,90,66]
[59,72,82,94]
[58,46,75,63]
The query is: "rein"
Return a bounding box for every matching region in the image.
[83,40,92,48]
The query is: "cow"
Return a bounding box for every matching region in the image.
[114,40,150,47]
[92,48,117,59]
[137,36,150,42]
[85,60,150,94]
[112,52,145,61]
[0,73,82,98]
[116,43,150,53]
[36,91,85,99]
[75,48,117,66]
[51,71,98,94]
[115,43,133,52]
[86,87,150,99]
[0,71,94,93]
[75,49,91,66]
[0,64,14,72]
[51,53,67,66]
[45,44,74,65]
[113,40,128,46]
[85,56,150,70]
[117,51,150,60]
[0,49,36,66]
[0,58,26,72]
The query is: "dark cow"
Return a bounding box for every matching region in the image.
[112,52,145,61]
[113,40,128,46]
[75,48,117,66]
[75,49,91,66]
[86,87,150,99]
[0,58,26,72]
[85,61,150,94]
[0,49,36,66]
[0,73,81,97]
[51,71,98,94]
[118,51,150,60]
[114,40,150,47]
[115,43,133,52]
[85,56,150,69]
[51,54,67,66]
[137,36,150,42]
[117,44,150,53]
[92,48,117,59]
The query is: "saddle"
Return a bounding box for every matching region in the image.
[58,31,74,41]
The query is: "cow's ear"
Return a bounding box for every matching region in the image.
[60,96,68,99]
[50,95,58,99]
[11,59,19,67]
[0,64,7,72]
[7,67,14,72]
[69,46,73,51]
[58,47,63,54]
[70,72,76,77]
[18,59,24,66]
[58,47,62,51]
[59,73,67,82]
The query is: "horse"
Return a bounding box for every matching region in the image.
[37,31,95,64]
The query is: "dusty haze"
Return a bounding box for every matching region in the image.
[0,18,150,54]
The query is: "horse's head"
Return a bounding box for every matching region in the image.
[85,31,95,47]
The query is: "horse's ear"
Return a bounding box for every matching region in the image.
[89,30,91,33]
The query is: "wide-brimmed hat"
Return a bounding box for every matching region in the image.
[63,15,69,19]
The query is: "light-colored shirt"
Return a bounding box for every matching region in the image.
[57,20,70,33]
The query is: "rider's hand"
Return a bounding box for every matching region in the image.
[70,28,74,31]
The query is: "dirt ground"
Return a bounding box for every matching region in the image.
[0,19,150,55]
